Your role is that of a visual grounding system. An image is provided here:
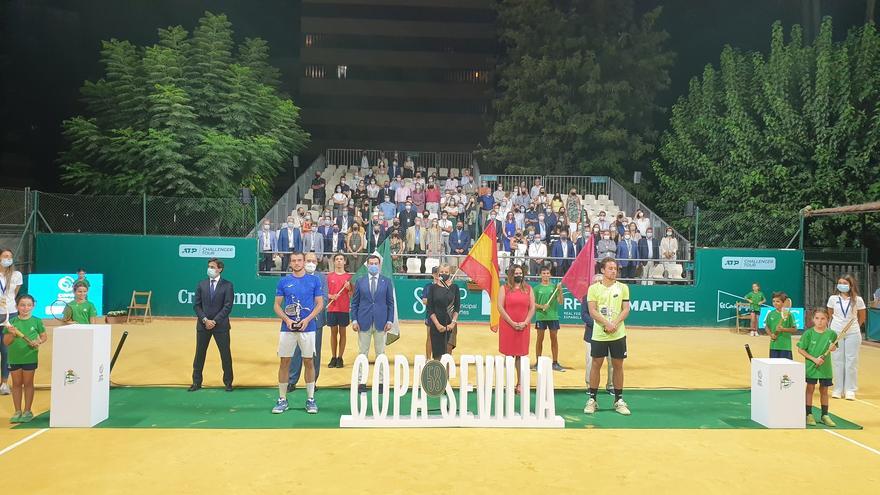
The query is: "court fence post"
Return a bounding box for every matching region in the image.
[142,192,147,236]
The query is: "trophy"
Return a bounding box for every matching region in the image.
[284,300,310,332]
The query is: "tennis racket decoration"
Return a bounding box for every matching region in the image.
[50,299,72,322]
[818,316,857,360]
[771,297,793,339]
[284,301,309,332]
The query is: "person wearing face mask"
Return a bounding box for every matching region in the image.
[190,258,235,392]
[331,186,347,217]
[551,230,576,277]
[578,224,600,256]
[597,230,617,263]
[350,255,395,392]
[379,195,397,222]
[660,228,679,277]
[448,221,471,269]
[638,227,660,285]
[398,201,417,231]
[425,219,443,261]
[346,223,366,267]
[389,232,405,273]
[615,230,638,280]
[288,252,329,392]
[311,171,327,208]
[277,218,302,272]
[302,221,324,259]
[426,264,461,358]
[406,218,427,272]
[597,211,610,231]
[535,213,548,243]
[367,221,386,253]
[545,207,558,233]
[826,275,867,400]
[0,248,23,394]
[425,182,441,217]
[394,177,412,211]
[411,182,426,213]
[326,223,346,259]
[498,264,536,394]
[438,213,453,256]
[527,233,547,275]
[258,220,277,273]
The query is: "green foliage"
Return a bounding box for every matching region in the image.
[61,11,309,214]
[653,18,880,248]
[484,0,674,179]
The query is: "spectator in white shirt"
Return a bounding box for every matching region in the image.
[530,178,542,199]
[660,227,679,276]
[360,151,369,169]
[527,233,547,275]
[459,169,473,191]
[634,209,650,235]
[444,174,458,192]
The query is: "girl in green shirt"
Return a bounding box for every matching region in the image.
[744,283,765,336]
[66,282,97,324]
[796,308,837,427]
[3,294,47,423]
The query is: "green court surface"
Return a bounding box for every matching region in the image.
[16,387,861,430]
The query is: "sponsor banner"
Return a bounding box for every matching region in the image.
[26,274,105,318]
[721,256,776,271]
[178,244,236,258]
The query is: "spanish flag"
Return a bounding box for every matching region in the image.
[459,220,501,332]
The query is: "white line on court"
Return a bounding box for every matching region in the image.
[855,398,880,409]
[824,430,880,456]
[0,428,49,457]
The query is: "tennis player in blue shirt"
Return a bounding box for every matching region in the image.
[272,252,324,415]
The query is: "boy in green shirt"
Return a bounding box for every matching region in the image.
[533,266,564,372]
[765,291,796,359]
[2,294,47,423]
[66,281,97,324]
[744,282,765,336]
[796,308,837,427]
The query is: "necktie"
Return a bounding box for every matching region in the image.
[370,276,377,297]
[210,279,216,300]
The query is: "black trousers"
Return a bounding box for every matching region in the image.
[429,324,452,359]
[192,329,234,386]
[260,252,274,272]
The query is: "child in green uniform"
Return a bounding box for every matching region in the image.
[66,282,97,324]
[533,266,564,371]
[2,294,47,423]
[75,268,90,290]
[765,291,796,359]
[744,283,765,336]
[797,308,837,427]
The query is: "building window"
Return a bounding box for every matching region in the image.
[305,34,314,47]
[337,65,348,79]
[305,65,325,79]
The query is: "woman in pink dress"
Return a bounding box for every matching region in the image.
[498,263,536,393]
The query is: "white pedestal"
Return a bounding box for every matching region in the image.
[50,324,111,427]
[750,358,805,429]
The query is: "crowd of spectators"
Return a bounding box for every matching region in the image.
[258,153,683,281]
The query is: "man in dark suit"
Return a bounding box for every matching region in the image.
[350,254,395,392]
[638,227,661,285]
[335,211,354,234]
[550,230,576,276]
[191,258,235,392]
[616,233,639,280]
[448,220,471,268]
[367,223,386,252]
[397,200,417,231]
[326,224,346,254]
[277,220,302,270]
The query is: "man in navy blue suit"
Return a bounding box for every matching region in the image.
[190,258,234,392]
[367,223,386,253]
[616,232,639,280]
[258,220,277,272]
[638,227,661,285]
[448,220,471,267]
[550,229,576,276]
[277,220,302,271]
[350,254,395,392]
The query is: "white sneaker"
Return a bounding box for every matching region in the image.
[0,383,9,395]
[845,391,856,401]
[614,399,631,416]
[583,398,597,414]
[831,391,842,399]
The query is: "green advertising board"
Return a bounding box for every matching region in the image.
[35,234,803,328]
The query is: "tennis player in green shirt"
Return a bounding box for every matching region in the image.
[533,266,564,371]
[66,282,97,324]
[797,308,837,427]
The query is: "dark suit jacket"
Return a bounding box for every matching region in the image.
[194,278,234,332]
[367,229,386,252]
[398,209,417,230]
[638,237,661,262]
[350,275,395,330]
[326,231,346,253]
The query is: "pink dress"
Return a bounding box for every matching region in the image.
[499,285,532,356]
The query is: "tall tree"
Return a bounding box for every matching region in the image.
[60,11,308,208]
[653,18,880,248]
[483,0,674,179]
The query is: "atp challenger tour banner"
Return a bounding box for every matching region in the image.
[35,234,803,327]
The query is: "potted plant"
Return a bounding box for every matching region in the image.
[105,310,127,324]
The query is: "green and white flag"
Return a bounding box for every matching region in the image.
[351,238,401,345]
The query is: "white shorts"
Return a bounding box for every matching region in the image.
[278,331,316,358]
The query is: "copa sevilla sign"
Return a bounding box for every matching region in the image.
[340,355,564,428]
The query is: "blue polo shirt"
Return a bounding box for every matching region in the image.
[275,273,323,333]
[479,194,495,211]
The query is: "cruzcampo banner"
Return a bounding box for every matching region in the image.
[35,234,803,328]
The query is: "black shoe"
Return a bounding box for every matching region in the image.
[187,384,201,392]
[225,384,233,392]
[337,357,344,368]
[328,357,337,368]
[287,383,296,393]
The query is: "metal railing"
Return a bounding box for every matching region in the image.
[254,154,326,235]
[255,250,692,284]
[326,148,475,171]
[607,177,690,259]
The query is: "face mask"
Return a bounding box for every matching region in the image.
[373,228,380,233]
[385,198,391,202]
[593,229,599,233]
[305,262,317,274]
[603,235,610,240]
[513,275,523,283]
[440,274,451,282]
[207,267,218,278]
[263,224,270,230]
[624,235,631,240]
[837,283,850,293]
[333,227,339,233]
[646,232,653,238]
[599,216,605,220]
[0,258,12,268]
[666,231,673,237]
[368,264,380,275]
[405,205,411,210]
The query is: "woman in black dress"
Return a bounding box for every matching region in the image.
[426,264,460,359]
